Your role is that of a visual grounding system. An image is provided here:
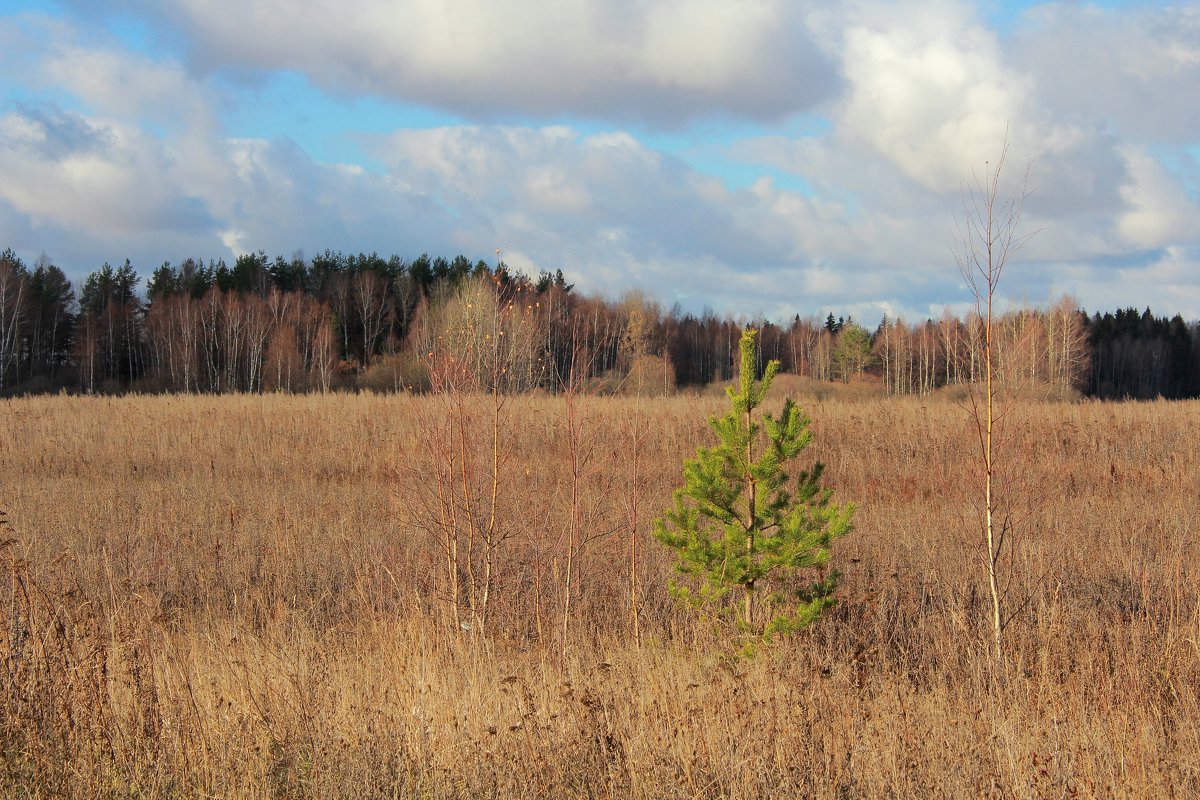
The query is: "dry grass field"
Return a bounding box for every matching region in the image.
[2,387,1199,798]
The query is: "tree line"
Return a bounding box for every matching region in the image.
[1,247,1197,399]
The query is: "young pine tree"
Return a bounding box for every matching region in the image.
[655,328,854,642]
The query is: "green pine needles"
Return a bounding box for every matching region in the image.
[655,328,854,643]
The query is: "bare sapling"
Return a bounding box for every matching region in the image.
[620,397,650,647]
[407,275,529,637]
[557,343,589,659]
[556,332,624,659]
[954,136,1038,663]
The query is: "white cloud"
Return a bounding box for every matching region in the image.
[82,0,840,126]
[1013,3,1200,143]
[360,123,973,319]
[1116,145,1200,249]
[0,106,212,237]
[1063,246,1200,317]
[826,2,1027,191]
[42,43,215,130]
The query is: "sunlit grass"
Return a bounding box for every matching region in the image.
[2,390,1198,797]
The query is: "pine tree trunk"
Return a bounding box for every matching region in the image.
[744,398,755,628]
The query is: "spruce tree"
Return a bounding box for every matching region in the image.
[655,328,854,642]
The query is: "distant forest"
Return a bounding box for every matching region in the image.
[1,247,1197,400]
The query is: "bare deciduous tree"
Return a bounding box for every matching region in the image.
[954,137,1038,663]
[0,253,28,393]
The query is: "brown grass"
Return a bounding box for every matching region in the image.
[2,390,1198,798]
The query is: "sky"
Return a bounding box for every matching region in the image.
[0,0,1198,326]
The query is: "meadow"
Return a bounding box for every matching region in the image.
[1,385,1198,798]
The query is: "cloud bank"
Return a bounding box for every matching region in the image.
[0,0,1198,323]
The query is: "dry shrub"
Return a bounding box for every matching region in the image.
[0,393,1197,797]
[357,352,431,393]
[767,372,833,400]
[2,554,172,795]
[622,354,675,397]
[580,357,675,397]
[933,379,1084,404]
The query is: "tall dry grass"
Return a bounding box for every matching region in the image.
[2,388,1198,797]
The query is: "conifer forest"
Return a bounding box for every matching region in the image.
[1,247,1197,400]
